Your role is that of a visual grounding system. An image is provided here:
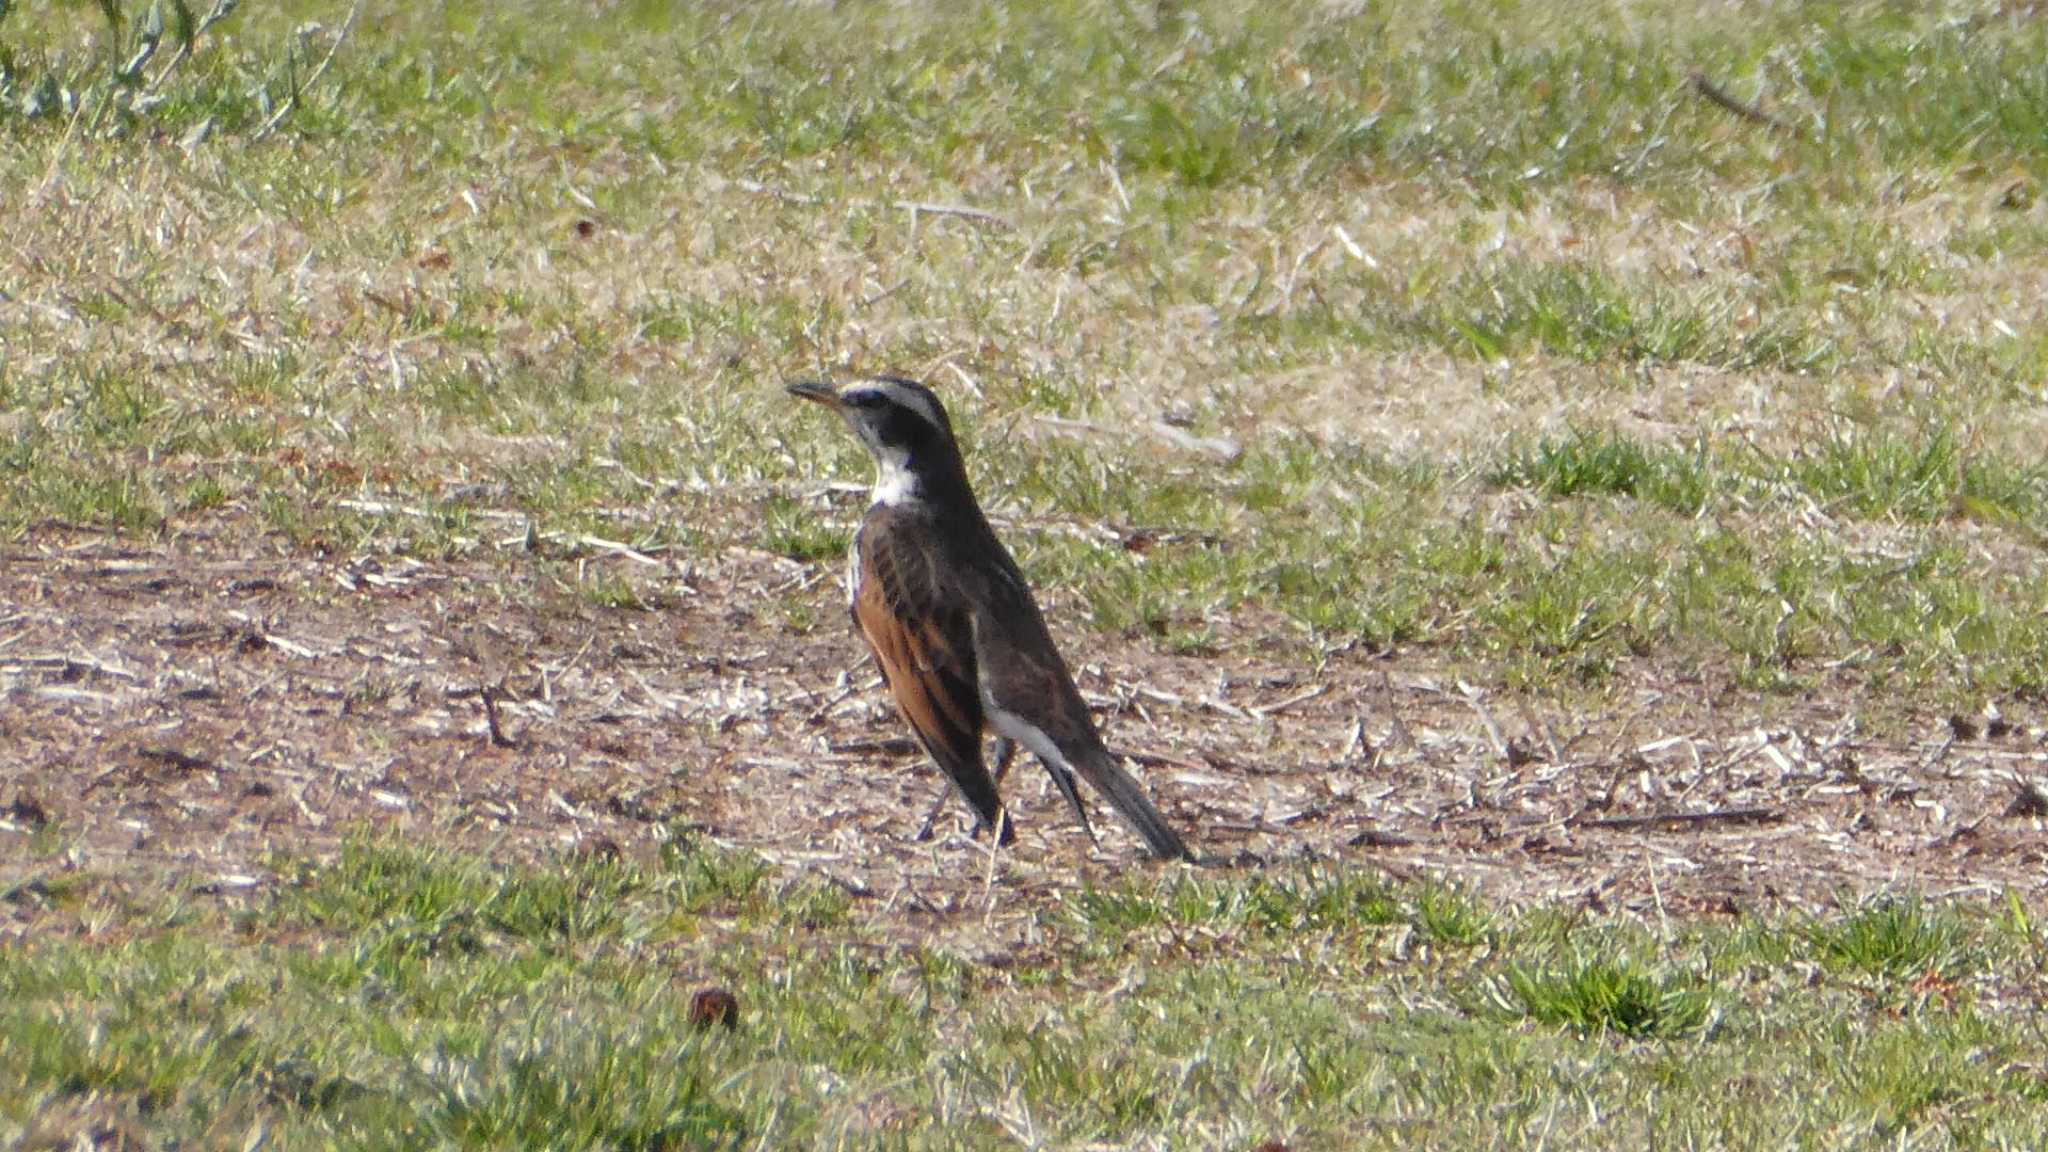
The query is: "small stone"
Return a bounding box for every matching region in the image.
[2004,782,2048,819]
[573,835,622,863]
[7,791,51,830]
[688,986,739,1032]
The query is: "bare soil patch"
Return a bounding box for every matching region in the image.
[6,518,2045,943]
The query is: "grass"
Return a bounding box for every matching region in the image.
[1495,955,1713,1039]
[1803,897,1977,982]
[1488,428,1713,514]
[9,0,2048,1146]
[5,0,2047,702]
[7,843,2048,1148]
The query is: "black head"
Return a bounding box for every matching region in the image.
[785,376,970,502]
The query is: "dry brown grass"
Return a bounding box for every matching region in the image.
[8,523,2044,937]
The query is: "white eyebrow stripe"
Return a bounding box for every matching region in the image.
[861,378,944,429]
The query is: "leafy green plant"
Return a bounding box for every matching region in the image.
[0,0,349,139]
[1489,428,1712,515]
[1415,883,1493,947]
[1802,897,1974,981]
[1495,955,1714,1038]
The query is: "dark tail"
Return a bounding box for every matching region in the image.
[1073,747,1193,861]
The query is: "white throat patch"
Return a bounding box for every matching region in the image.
[871,446,919,505]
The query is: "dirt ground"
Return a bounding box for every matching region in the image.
[6,518,2047,942]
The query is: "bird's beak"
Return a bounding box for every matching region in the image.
[784,380,843,410]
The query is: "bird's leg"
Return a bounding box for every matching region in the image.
[911,786,949,842]
[913,737,1019,842]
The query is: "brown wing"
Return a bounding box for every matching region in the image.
[960,525,1193,860]
[961,537,1097,747]
[851,512,1005,832]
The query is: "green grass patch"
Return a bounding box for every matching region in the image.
[6,0,2048,705]
[1802,897,1977,982]
[8,845,2048,1147]
[1495,955,1714,1039]
[1490,427,1713,514]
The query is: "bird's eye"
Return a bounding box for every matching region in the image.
[845,392,880,408]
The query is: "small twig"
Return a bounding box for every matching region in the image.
[6,653,140,681]
[1579,806,1781,831]
[979,822,1002,921]
[1118,746,1209,773]
[1199,695,1252,721]
[480,685,516,748]
[34,96,91,202]
[138,746,219,774]
[856,277,909,310]
[1688,71,1797,136]
[903,200,1016,228]
[822,872,877,899]
[574,535,663,566]
[1034,414,1242,462]
[251,0,360,142]
[1339,713,1367,762]
[1460,685,1512,764]
[1347,827,1416,849]
[1917,733,1958,773]
[1252,683,1328,719]
[1144,420,1243,463]
[732,179,1014,230]
[803,680,861,724]
[335,498,524,523]
[734,179,821,205]
[1515,698,1564,764]
[1213,810,1325,835]
[146,0,240,90]
[258,633,323,659]
[830,736,920,757]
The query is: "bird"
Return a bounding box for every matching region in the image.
[787,375,1193,861]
